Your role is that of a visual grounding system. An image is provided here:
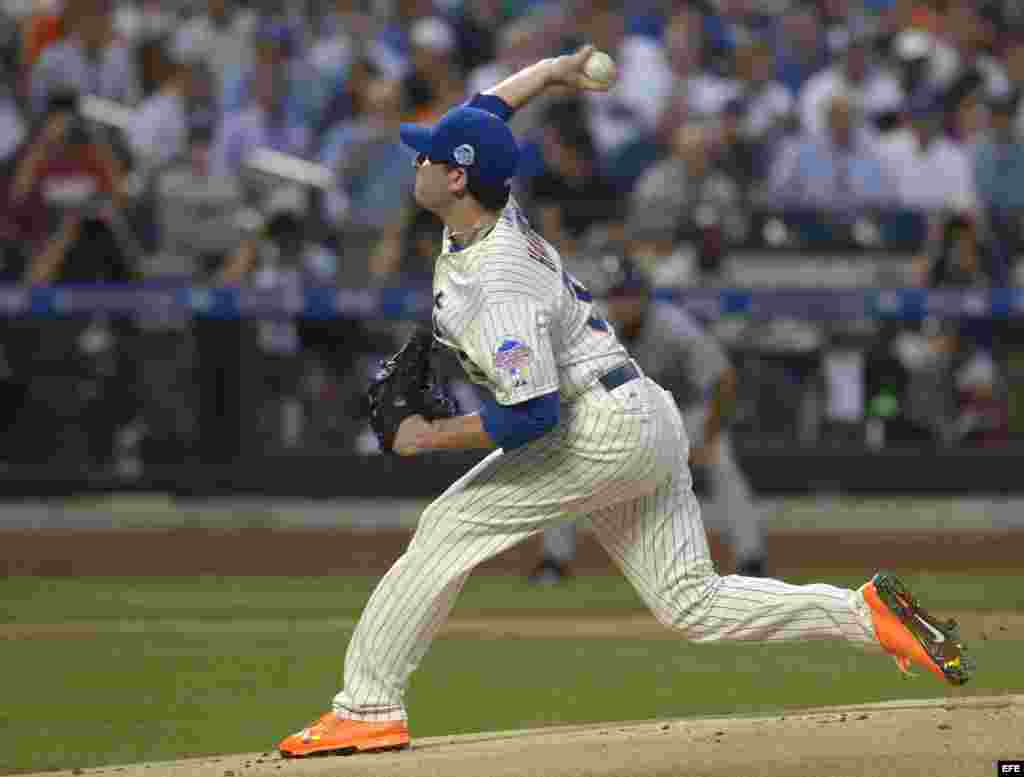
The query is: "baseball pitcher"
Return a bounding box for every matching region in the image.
[278,46,972,759]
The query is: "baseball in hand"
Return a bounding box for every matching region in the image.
[583,50,617,85]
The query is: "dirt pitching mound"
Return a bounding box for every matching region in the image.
[20,695,1022,777]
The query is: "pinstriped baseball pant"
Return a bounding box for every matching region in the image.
[540,407,767,568]
[333,377,881,721]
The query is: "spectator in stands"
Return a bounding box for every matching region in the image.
[945,68,991,145]
[527,101,620,258]
[630,121,744,282]
[729,35,795,180]
[9,91,135,286]
[128,46,217,169]
[898,0,943,36]
[769,92,889,212]
[312,53,384,146]
[656,4,739,125]
[1000,35,1024,136]
[818,0,865,57]
[1005,0,1024,29]
[891,29,936,110]
[450,0,503,76]
[308,0,378,117]
[222,20,325,132]
[20,191,135,285]
[150,119,244,278]
[30,0,141,115]
[622,204,697,289]
[973,95,1024,267]
[371,0,438,80]
[466,12,540,100]
[877,91,978,216]
[113,0,178,47]
[213,57,312,177]
[9,91,129,252]
[928,0,1010,101]
[219,186,337,288]
[19,1,66,72]
[714,97,759,191]
[772,3,831,95]
[135,33,174,100]
[574,4,667,161]
[173,0,255,91]
[401,16,465,125]
[598,4,739,193]
[703,0,777,71]
[319,78,415,248]
[918,211,1005,287]
[630,122,704,235]
[0,67,24,173]
[0,6,21,101]
[798,29,904,137]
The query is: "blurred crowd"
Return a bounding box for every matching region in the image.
[1,0,1023,476]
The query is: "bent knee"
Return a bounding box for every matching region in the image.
[647,569,721,631]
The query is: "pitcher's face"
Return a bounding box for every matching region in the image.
[413,155,465,215]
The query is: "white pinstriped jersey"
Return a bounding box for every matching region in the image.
[431,197,628,405]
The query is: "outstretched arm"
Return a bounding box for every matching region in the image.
[393,412,495,455]
[482,44,614,112]
[393,392,560,455]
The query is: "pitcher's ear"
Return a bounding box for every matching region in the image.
[447,165,468,197]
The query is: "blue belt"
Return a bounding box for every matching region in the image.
[598,361,641,392]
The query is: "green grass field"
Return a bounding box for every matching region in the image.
[1,573,1021,774]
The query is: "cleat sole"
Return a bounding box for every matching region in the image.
[280,740,410,759]
[872,571,974,686]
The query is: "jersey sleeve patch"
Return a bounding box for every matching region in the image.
[494,338,532,388]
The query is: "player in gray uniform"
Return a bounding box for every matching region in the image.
[532,257,767,583]
[277,45,972,760]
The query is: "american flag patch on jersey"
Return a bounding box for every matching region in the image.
[495,339,531,386]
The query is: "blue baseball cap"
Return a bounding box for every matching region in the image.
[400,106,519,188]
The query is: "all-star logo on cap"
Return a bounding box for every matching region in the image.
[453,144,475,166]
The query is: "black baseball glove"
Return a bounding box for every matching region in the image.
[365,326,459,454]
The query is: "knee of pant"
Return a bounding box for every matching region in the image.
[647,568,720,630]
[391,544,471,594]
[417,499,444,529]
[410,501,456,550]
[404,517,482,577]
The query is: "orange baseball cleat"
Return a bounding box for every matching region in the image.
[860,571,973,686]
[278,711,410,758]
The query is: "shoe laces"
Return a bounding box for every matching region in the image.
[303,711,337,735]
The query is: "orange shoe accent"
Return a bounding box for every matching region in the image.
[860,572,972,686]
[862,580,946,681]
[278,711,410,758]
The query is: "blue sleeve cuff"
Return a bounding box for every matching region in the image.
[467,93,514,122]
[480,391,560,450]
